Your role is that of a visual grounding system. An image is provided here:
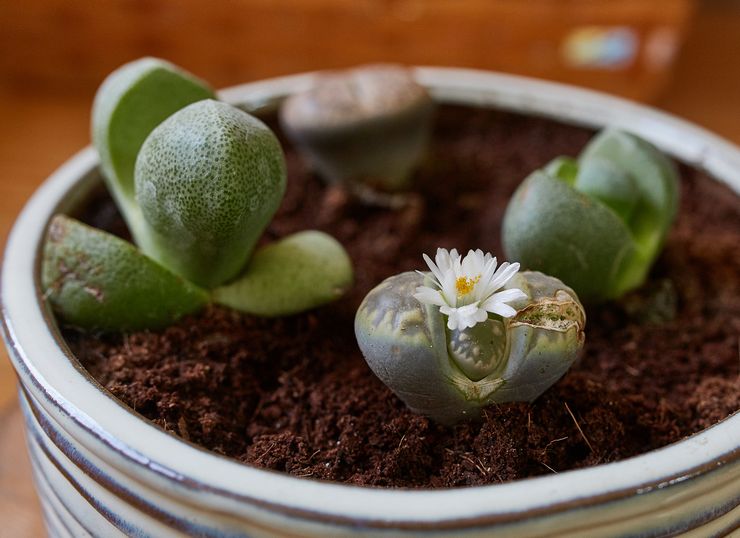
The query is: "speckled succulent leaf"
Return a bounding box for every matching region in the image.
[280,65,435,193]
[91,57,215,246]
[135,100,287,288]
[355,270,585,425]
[503,129,679,302]
[41,215,208,332]
[212,230,353,316]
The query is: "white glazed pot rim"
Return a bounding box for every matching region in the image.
[2,67,739,527]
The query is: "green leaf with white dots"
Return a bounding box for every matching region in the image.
[213,230,353,316]
[42,215,208,332]
[134,100,287,288]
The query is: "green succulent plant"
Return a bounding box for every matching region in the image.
[279,64,435,196]
[42,58,353,332]
[502,129,679,302]
[355,249,585,425]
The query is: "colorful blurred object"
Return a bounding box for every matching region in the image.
[0,0,695,101]
[563,26,640,69]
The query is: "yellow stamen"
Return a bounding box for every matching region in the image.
[455,275,480,296]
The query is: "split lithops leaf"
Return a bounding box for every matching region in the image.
[280,64,435,194]
[503,129,679,302]
[42,215,208,332]
[355,249,585,425]
[91,57,215,247]
[135,99,287,288]
[212,231,353,316]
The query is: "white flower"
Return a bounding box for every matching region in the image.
[413,248,527,331]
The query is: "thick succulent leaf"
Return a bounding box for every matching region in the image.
[503,171,641,301]
[486,272,585,403]
[91,57,214,244]
[544,156,578,184]
[505,129,678,303]
[355,270,585,425]
[135,100,287,288]
[41,215,208,332]
[579,129,679,257]
[212,231,353,316]
[280,65,435,192]
[573,156,639,222]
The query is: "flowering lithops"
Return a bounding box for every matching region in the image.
[503,129,679,302]
[280,64,435,195]
[355,249,586,424]
[42,58,353,331]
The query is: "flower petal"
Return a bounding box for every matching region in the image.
[440,268,458,306]
[435,248,458,275]
[441,303,478,330]
[423,253,445,286]
[439,304,458,330]
[461,249,485,277]
[414,285,447,307]
[489,262,521,290]
[474,256,500,301]
[482,299,519,318]
[418,247,524,328]
[483,288,527,306]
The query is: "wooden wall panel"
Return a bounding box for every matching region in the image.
[0,1,694,102]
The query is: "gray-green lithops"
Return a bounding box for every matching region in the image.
[503,129,679,302]
[280,64,435,194]
[355,249,585,424]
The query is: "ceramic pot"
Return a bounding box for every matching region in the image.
[2,68,739,537]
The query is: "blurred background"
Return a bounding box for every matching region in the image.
[1,0,739,534]
[0,0,698,99]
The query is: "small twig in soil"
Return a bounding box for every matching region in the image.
[543,436,569,452]
[398,433,407,450]
[564,401,594,453]
[444,448,490,477]
[293,471,314,478]
[539,461,558,474]
[475,457,490,476]
[463,454,489,476]
[461,453,489,476]
[255,442,276,463]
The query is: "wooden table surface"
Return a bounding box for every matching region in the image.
[1,4,739,535]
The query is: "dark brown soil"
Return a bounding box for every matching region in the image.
[67,106,740,488]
